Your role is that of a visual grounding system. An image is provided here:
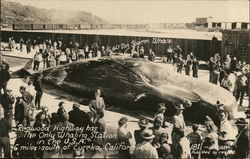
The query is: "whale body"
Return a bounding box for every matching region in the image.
[15,56,237,124]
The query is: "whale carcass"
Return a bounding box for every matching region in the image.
[16,57,237,123]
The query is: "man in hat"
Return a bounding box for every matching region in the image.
[216,101,224,111]
[171,103,186,157]
[68,103,89,128]
[133,129,159,158]
[134,119,149,145]
[234,118,249,159]
[1,89,15,129]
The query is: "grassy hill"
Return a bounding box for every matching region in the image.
[1,0,107,26]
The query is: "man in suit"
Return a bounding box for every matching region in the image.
[68,103,89,128]
[171,104,186,157]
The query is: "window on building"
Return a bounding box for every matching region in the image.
[238,47,247,60]
[212,23,216,28]
[232,23,237,29]
[225,45,233,56]
[241,23,248,29]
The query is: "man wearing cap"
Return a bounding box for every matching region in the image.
[234,118,249,159]
[134,119,149,145]
[1,89,15,129]
[133,129,159,159]
[171,104,186,157]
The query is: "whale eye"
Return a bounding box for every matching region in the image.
[133,63,140,67]
[125,62,141,68]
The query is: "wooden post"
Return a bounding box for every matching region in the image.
[0,44,2,65]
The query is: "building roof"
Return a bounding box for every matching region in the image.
[2,28,222,41]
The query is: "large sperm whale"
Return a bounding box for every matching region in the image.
[13,56,237,124]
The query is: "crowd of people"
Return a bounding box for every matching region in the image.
[207,53,250,107]
[6,36,199,78]
[0,60,249,158]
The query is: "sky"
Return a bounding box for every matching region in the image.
[7,0,250,24]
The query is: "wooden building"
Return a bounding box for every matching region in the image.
[221,30,250,63]
[1,29,222,61]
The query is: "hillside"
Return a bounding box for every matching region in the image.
[1,0,107,26]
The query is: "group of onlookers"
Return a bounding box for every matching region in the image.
[117,102,249,159]
[207,54,250,107]
[31,40,113,71]
[175,53,200,78]
[0,83,106,158]
[131,46,156,62]
[0,59,249,159]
